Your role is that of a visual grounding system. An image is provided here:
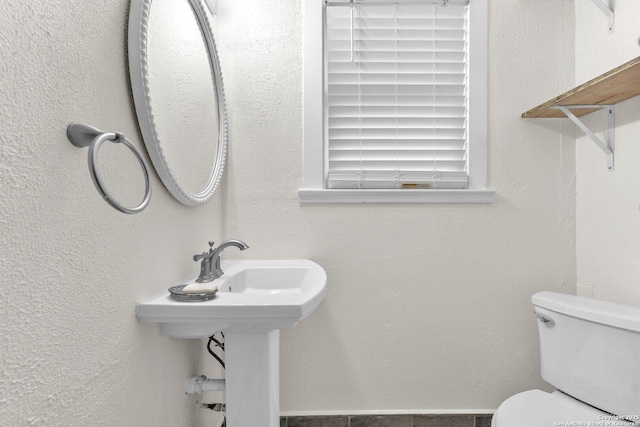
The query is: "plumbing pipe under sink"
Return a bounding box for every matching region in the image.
[184,375,225,394]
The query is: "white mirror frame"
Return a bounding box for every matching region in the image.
[128,0,228,206]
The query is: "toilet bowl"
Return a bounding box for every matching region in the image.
[493,292,640,427]
[492,390,608,426]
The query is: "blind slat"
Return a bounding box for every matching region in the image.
[330,132,465,137]
[328,139,466,150]
[329,159,466,168]
[328,106,466,117]
[328,62,465,73]
[329,150,466,161]
[330,117,465,127]
[328,95,466,107]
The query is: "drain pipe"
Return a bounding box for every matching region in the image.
[184,375,225,394]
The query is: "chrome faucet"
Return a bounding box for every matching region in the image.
[193,240,249,283]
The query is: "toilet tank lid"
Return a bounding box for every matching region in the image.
[532,292,640,332]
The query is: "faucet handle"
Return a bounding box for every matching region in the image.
[193,241,215,261]
[193,251,208,262]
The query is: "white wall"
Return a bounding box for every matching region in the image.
[575,1,640,305]
[218,0,576,413]
[0,1,223,425]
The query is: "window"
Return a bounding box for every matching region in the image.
[300,0,493,203]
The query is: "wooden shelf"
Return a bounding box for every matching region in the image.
[522,56,640,119]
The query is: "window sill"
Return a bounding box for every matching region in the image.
[298,188,496,204]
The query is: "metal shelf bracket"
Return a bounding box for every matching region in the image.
[550,105,615,170]
[589,0,615,33]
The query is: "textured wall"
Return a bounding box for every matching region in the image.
[0,1,223,425]
[575,2,640,305]
[218,0,576,414]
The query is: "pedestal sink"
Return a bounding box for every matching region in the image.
[136,259,327,427]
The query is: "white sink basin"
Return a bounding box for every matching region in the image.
[136,259,327,338]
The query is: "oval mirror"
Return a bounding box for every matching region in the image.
[128,0,227,206]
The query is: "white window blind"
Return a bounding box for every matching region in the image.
[325,0,470,190]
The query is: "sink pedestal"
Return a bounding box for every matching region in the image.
[225,330,280,427]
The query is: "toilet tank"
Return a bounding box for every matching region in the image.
[533,291,640,417]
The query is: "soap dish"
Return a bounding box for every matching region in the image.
[169,285,218,302]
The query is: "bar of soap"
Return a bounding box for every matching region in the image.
[181,282,219,294]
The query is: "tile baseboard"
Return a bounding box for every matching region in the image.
[280,414,493,427]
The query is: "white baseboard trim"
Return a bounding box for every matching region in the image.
[280,409,495,417]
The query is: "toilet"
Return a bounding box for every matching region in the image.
[493,291,640,426]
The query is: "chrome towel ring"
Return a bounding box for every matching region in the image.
[67,123,152,214]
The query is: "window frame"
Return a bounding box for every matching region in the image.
[300,0,494,204]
